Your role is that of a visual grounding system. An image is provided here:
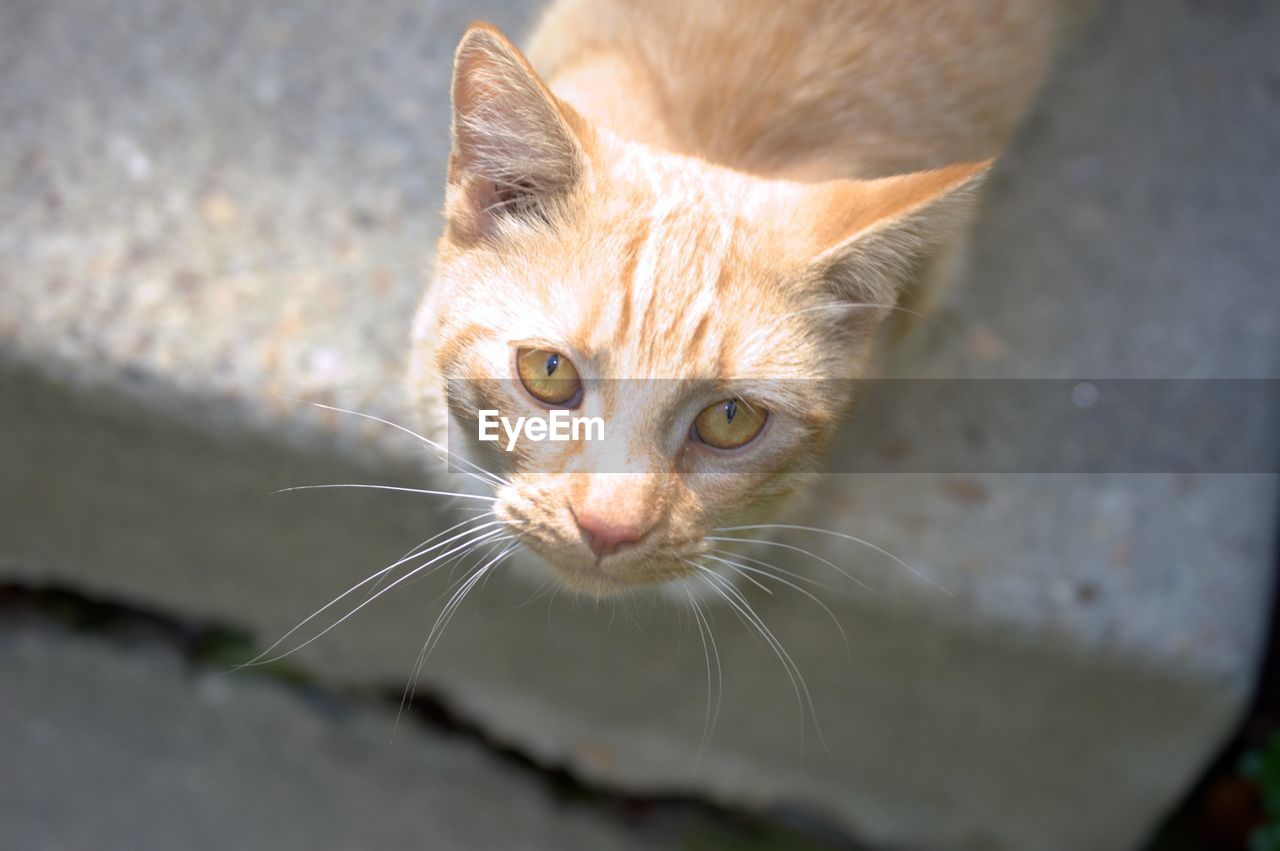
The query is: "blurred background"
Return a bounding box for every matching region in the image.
[1,0,1278,849]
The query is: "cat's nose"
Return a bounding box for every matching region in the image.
[572,508,650,558]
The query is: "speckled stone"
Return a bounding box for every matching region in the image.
[0,622,661,851]
[2,0,1277,849]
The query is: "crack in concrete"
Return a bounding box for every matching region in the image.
[0,580,865,851]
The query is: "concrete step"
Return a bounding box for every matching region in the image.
[0,618,664,851]
[2,0,1277,849]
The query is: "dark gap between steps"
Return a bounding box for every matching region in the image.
[0,579,867,851]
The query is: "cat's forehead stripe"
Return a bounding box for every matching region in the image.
[609,228,645,347]
[565,184,765,378]
[628,202,680,345]
[687,312,711,354]
[626,207,736,368]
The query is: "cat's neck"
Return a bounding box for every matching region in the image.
[549,53,861,183]
[530,0,1062,181]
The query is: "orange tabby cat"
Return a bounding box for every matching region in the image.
[410,0,1072,595]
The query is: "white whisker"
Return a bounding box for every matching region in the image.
[512,576,557,610]
[683,585,722,763]
[360,514,499,606]
[281,397,510,490]
[424,545,517,661]
[237,526,509,668]
[233,517,507,671]
[393,544,519,740]
[605,598,618,637]
[545,585,561,627]
[706,535,879,597]
[704,554,773,595]
[716,524,949,595]
[708,547,833,591]
[703,552,849,659]
[690,561,827,755]
[273,483,496,502]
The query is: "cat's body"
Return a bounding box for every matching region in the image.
[410,1,1074,595]
[527,0,1060,179]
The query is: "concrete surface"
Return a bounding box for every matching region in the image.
[0,618,661,851]
[1,0,1278,849]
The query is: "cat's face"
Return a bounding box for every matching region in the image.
[409,25,987,595]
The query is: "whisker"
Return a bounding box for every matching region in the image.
[360,514,498,606]
[396,545,522,737]
[366,514,529,604]
[234,517,507,671]
[512,576,557,610]
[619,592,647,634]
[273,483,496,502]
[695,593,723,744]
[545,585,561,628]
[708,547,833,591]
[236,526,509,668]
[398,517,488,562]
[702,552,849,660]
[414,532,511,594]
[281,397,511,490]
[691,562,827,755]
[479,538,514,591]
[704,555,773,595]
[394,544,520,740]
[424,545,517,661]
[706,535,879,597]
[683,586,722,763]
[716,524,949,595]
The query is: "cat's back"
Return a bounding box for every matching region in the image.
[526,0,1069,178]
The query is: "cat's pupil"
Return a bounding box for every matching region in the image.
[546,353,559,377]
[725,399,737,423]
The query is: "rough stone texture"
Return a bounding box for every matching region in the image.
[1,0,1277,850]
[0,621,660,851]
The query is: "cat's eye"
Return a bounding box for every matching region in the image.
[516,347,582,407]
[692,398,767,450]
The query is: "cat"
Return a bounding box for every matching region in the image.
[409,0,1074,597]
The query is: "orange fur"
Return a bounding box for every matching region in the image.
[410,2,1070,594]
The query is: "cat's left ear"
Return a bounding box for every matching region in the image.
[445,23,593,240]
[803,160,994,305]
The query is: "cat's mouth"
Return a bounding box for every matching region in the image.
[508,524,698,595]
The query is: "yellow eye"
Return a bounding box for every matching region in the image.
[693,398,767,450]
[516,348,582,406]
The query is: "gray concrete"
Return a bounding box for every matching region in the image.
[1,0,1278,850]
[0,620,660,851]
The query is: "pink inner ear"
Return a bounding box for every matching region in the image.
[449,25,588,193]
[477,174,555,228]
[446,28,593,243]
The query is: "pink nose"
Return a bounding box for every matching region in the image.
[573,508,649,558]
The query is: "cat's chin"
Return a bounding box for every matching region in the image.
[548,567,637,598]
[504,546,728,600]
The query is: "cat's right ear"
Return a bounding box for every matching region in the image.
[801,161,993,307]
[446,23,592,241]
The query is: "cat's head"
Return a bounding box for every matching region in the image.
[410,24,988,595]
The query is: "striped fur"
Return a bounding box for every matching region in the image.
[410,3,1068,594]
